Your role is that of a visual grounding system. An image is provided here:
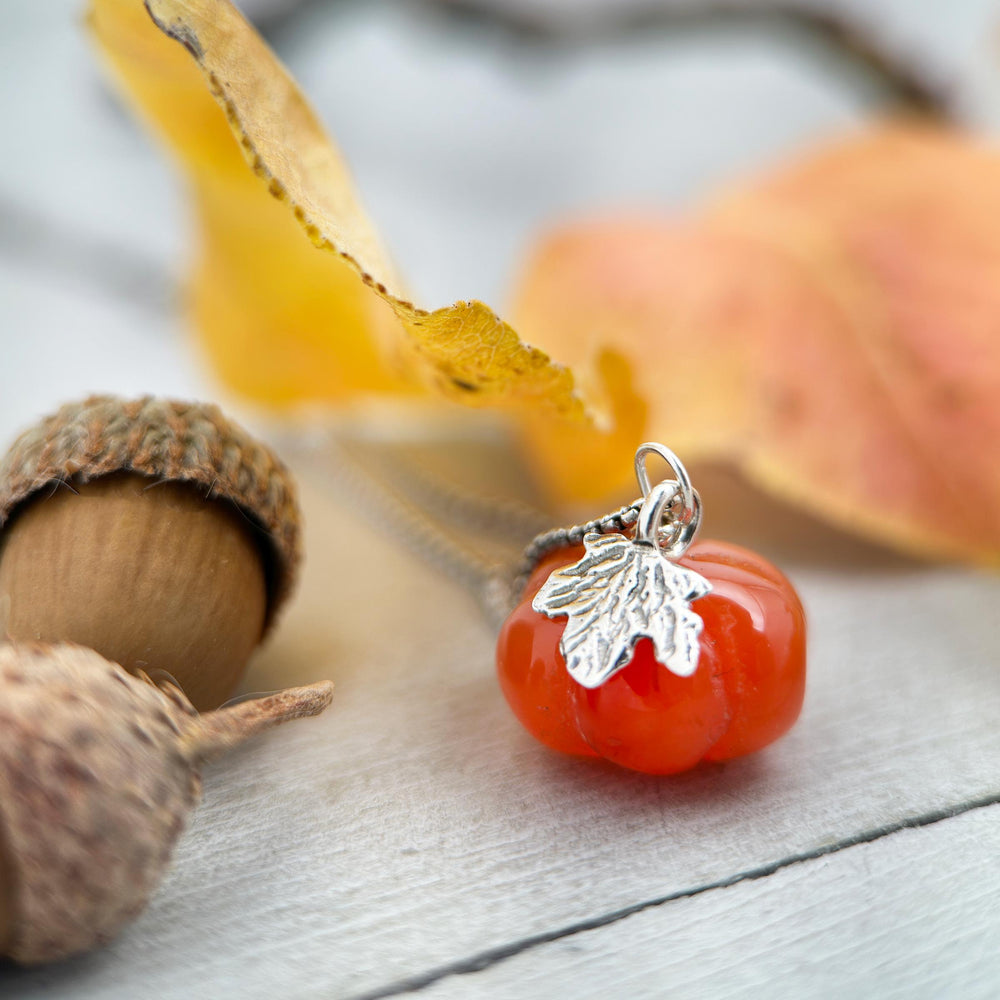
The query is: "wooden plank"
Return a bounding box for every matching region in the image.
[419,803,1000,1000]
[2,471,997,999]
[2,5,999,998]
[0,261,206,452]
[0,2,183,269]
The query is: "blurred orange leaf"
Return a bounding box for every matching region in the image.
[514,127,1000,564]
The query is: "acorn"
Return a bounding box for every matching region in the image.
[0,396,301,710]
[0,642,333,965]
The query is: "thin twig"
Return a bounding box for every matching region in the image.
[257,0,955,121]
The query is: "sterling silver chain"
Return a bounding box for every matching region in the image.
[289,432,694,628]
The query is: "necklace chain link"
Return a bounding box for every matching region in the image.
[288,433,685,628]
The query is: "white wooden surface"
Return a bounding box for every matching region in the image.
[1,2,999,998]
[421,804,1000,1000]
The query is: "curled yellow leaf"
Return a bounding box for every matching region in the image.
[89,0,585,418]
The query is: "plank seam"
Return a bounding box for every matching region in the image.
[349,791,1000,999]
[0,196,173,315]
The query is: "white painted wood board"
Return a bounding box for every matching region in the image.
[421,803,1000,1000]
[2,2,999,997]
[1,469,997,999]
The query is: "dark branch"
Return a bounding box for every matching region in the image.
[255,0,956,119]
[427,0,956,120]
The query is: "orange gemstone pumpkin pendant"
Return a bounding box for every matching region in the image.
[496,443,806,775]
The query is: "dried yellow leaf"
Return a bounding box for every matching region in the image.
[88,0,585,417]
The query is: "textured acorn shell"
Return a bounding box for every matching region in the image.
[0,642,333,965]
[0,643,202,965]
[0,395,301,625]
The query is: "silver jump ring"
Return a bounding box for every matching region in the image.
[635,442,694,511]
[634,443,702,559]
[636,482,702,559]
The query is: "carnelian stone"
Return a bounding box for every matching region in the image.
[496,559,597,758]
[495,539,806,774]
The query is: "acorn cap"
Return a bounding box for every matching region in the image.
[0,396,301,630]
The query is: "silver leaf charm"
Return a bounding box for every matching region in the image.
[532,532,712,689]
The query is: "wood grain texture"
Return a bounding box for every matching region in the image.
[2,2,999,996]
[1,471,997,998]
[420,803,1000,1000]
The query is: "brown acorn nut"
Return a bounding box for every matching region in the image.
[0,396,301,710]
[0,642,333,965]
